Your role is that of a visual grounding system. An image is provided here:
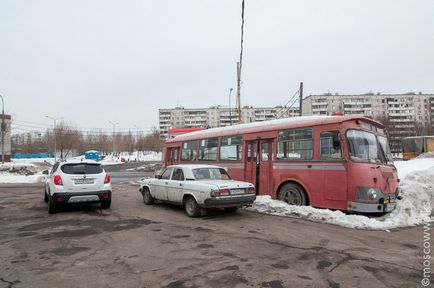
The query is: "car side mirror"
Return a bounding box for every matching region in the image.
[42,170,49,175]
[155,175,162,179]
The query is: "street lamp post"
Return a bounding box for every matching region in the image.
[228,88,233,126]
[45,115,63,162]
[134,125,140,162]
[109,121,119,156]
[0,94,5,164]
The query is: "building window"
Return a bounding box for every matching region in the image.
[277,128,313,160]
[181,141,197,161]
[199,138,218,161]
[220,136,243,161]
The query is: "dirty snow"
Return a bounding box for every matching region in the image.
[249,157,434,230]
[0,162,49,183]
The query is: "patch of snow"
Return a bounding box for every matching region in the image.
[0,171,47,183]
[248,158,434,230]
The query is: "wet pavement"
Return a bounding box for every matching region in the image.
[0,183,425,288]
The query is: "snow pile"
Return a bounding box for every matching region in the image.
[249,158,434,230]
[11,158,55,165]
[415,152,434,159]
[127,163,163,172]
[0,162,48,183]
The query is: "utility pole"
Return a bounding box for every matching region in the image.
[109,121,119,156]
[236,0,245,124]
[236,63,242,123]
[228,88,233,126]
[45,115,64,161]
[0,94,4,164]
[134,125,140,161]
[299,82,303,116]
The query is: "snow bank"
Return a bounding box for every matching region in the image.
[0,172,47,183]
[248,158,434,230]
[0,162,49,183]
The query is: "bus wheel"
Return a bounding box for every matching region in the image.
[278,183,308,206]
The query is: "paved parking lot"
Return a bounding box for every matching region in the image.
[0,183,424,288]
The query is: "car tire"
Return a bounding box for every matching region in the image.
[44,188,49,203]
[48,196,57,214]
[142,188,154,205]
[225,207,239,213]
[184,196,201,218]
[101,200,111,209]
[278,182,308,206]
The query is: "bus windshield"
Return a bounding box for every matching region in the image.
[347,130,394,165]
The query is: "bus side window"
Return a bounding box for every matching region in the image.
[320,131,342,159]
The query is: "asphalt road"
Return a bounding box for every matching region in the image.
[0,183,426,288]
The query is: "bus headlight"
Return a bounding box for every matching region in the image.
[356,187,383,202]
[367,188,378,200]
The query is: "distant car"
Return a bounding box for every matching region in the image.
[139,164,256,217]
[43,160,112,214]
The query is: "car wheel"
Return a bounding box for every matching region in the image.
[44,188,49,203]
[142,188,154,205]
[101,200,111,209]
[48,196,57,214]
[278,183,308,206]
[225,207,239,213]
[184,196,201,217]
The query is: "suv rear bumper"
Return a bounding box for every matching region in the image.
[51,190,111,206]
[203,195,256,208]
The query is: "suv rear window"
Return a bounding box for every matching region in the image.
[61,164,103,174]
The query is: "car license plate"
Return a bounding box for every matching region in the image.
[74,179,94,185]
[231,189,245,195]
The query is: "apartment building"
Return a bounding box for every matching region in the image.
[302,92,434,152]
[159,106,299,139]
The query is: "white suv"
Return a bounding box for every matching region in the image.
[44,160,112,214]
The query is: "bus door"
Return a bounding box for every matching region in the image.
[167,147,180,165]
[245,139,273,195]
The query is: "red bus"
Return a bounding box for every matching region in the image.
[163,115,400,213]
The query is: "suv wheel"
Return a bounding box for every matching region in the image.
[48,196,57,214]
[184,197,201,217]
[44,188,49,203]
[101,200,111,209]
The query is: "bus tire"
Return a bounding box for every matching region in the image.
[278,182,308,206]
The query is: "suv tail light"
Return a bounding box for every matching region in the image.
[53,175,63,186]
[104,174,111,184]
[210,188,230,197]
[247,187,256,194]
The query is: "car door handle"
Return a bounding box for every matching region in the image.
[179,183,183,187]
[165,181,169,184]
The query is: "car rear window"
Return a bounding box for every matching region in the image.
[61,164,103,174]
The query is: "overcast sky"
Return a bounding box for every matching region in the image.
[1,0,433,133]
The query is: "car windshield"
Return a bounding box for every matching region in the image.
[347,130,394,165]
[61,163,103,174]
[192,168,232,180]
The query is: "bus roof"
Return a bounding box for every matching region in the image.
[167,115,383,143]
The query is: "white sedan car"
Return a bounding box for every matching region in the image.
[139,165,256,217]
